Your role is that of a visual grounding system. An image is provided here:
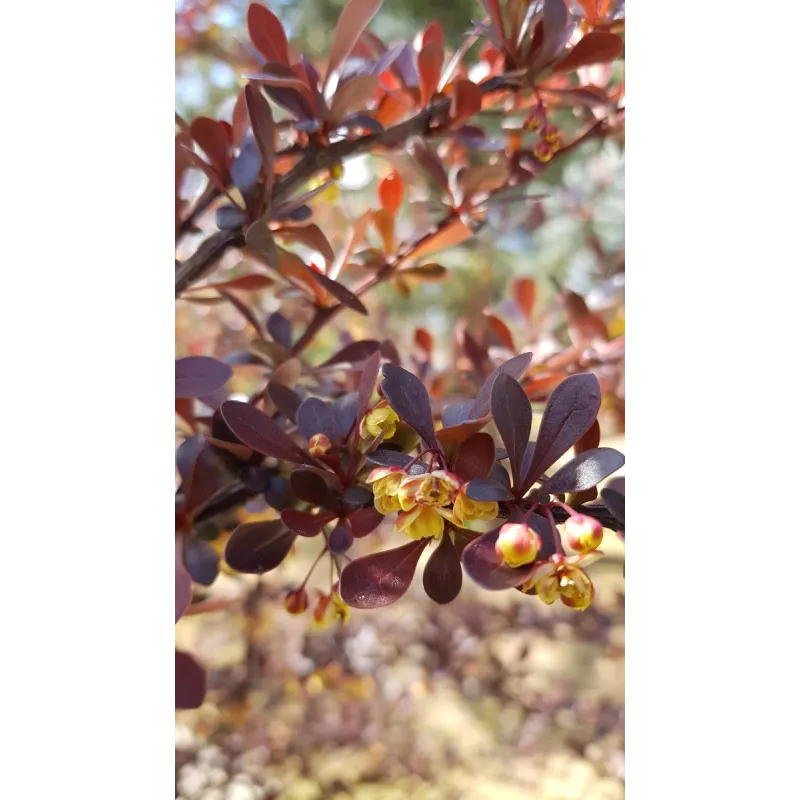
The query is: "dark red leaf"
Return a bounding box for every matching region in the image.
[512,277,536,318]
[357,350,382,420]
[281,508,330,537]
[296,398,336,439]
[188,273,274,294]
[267,383,302,422]
[324,0,384,85]
[176,650,206,710]
[461,529,537,590]
[453,432,496,482]
[491,372,532,489]
[318,340,381,367]
[540,447,624,494]
[575,418,601,455]
[348,505,385,536]
[224,520,296,573]
[176,537,192,623]
[244,84,276,203]
[601,488,625,527]
[520,373,602,491]
[423,534,462,604]
[339,539,428,609]
[247,4,290,65]
[436,415,492,448]
[306,268,368,315]
[221,400,317,465]
[290,469,336,506]
[366,449,412,469]
[531,0,571,74]
[469,352,532,419]
[176,356,232,398]
[381,363,439,451]
[184,445,223,516]
[183,535,220,586]
[189,117,230,174]
[464,478,514,502]
[552,32,624,73]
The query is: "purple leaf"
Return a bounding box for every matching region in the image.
[366,449,412,468]
[489,463,512,488]
[176,356,232,398]
[305,268,368,314]
[221,400,317,465]
[453,432,496,482]
[266,383,302,422]
[391,43,419,87]
[176,650,206,710]
[176,537,192,623]
[520,373,602,492]
[601,488,625,527]
[539,447,625,494]
[442,401,473,428]
[297,397,336,439]
[230,138,262,193]
[183,445,223,516]
[266,312,292,348]
[318,340,381,367]
[290,469,336,506]
[183,535,220,586]
[357,350,382,420]
[216,204,247,230]
[224,520,297,573]
[491,372,532,489]
[423,534,462,604]
[343,484,373,508]
[332,392,358,441]
[469,352,532,419]
[464,478,514,502]
[381,363,439,451]
[379,339,401,365]
[176,436,205,482]
[339,539,429,608]
[461,528,538,590]
[329,522,355,553]
[281,508,328,537]
[370,42,405,75]
[348,505,385,536]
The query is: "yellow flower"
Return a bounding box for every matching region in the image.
[453,486,499,526]
[397,470,461,511]
[361,402,400,439]
[394,505,445,540]
[494,522,541,567]
[308,433,332,457]
[366,466,405,515]
[564,514,604,553]
[522,552,603,611]
[312,591,351,629]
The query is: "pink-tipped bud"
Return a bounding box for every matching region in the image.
[495,522,541,567]
[564,514,604,553]
[284,587,309,615]
[308,433,332,457]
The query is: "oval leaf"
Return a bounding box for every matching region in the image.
[281,508,329,537]
[491,372,532,489]
[601,487,625,527]
[176,650,206,710]
[183,535,220,586]
[381,363,439,450]
[452,432,496,482]
[290,469,337,506]
[461,529,537,590]
[348,505,385,536]
[520,373,602,492]
[297,397,336,439]
[224,520,297,574]
[539,447,624,494]
[325,0,384,85]
[423,533,462,604]
[357,350,382,420]
[464,478,514,502]
[267,383,302,422]
[469,352,532,419]
[176,356,232,398]
[339,538,428,609]
[247,4,290,65]
[318,339,381,367]
[552,32,624,74]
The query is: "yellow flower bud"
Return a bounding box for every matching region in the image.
[284,588,309,615]
[564,514,604,553]
[494,522,541,567]
[522,553,602,611]
[308,433,333,457]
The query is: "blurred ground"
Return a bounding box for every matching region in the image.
[176,439,625,800]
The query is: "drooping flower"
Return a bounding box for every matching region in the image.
[452,486,499,526]
[366,466,405,515]
[564,513,604,553]
[394,504,445,540]
[397,470,462,511]
[495,522,541,567]
[522,552,604,611]
[361,401,400,439]
[284,587,309,615]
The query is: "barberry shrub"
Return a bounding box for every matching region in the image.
[176,0,625,709]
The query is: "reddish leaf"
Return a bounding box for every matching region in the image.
[277,224,335,262]
[176,356,232,398]
[348,505,385,536]
[481,0,507,42]
[491,372,532,489]
[329,75,379,122]
[357,350,382,420]
[189,117,230,175]
[484,313,515,352]
[576,0,599,25]
[531,0,571,73]
[378,172,404,216]
[423,534,462,604]
[380,339,402,365]
[552,31,623,73]
[462,529,537,590]
[224,520,296,573]
[520,373,602,491]
[463,478,514,502]
[247,3,290,65]
[539,447,625,494]
[186,274,274,293]
[414,328,433,357]
[176,537,192,623]
[469,352,532,419]
[512,277,536,318]
[436,415,491,448]
[449,79,482,127]
[381,364,439,451]
[176,650,206,710]
[422,21,444,49]
[318,340,381,367]
[417,41,443,106]
[460,328,487,374]
[221,400,317,465]
[575,418,601,455]
[305,267,368,315]
[453,432,496,482]
[244,84,276,203]
[266,383,302,422]
[281,508,330,537]
[296,397,336,439]
[325,0,384,85]
[340,539,428,609]
[290,469,337,506]
[601,487,625,527]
